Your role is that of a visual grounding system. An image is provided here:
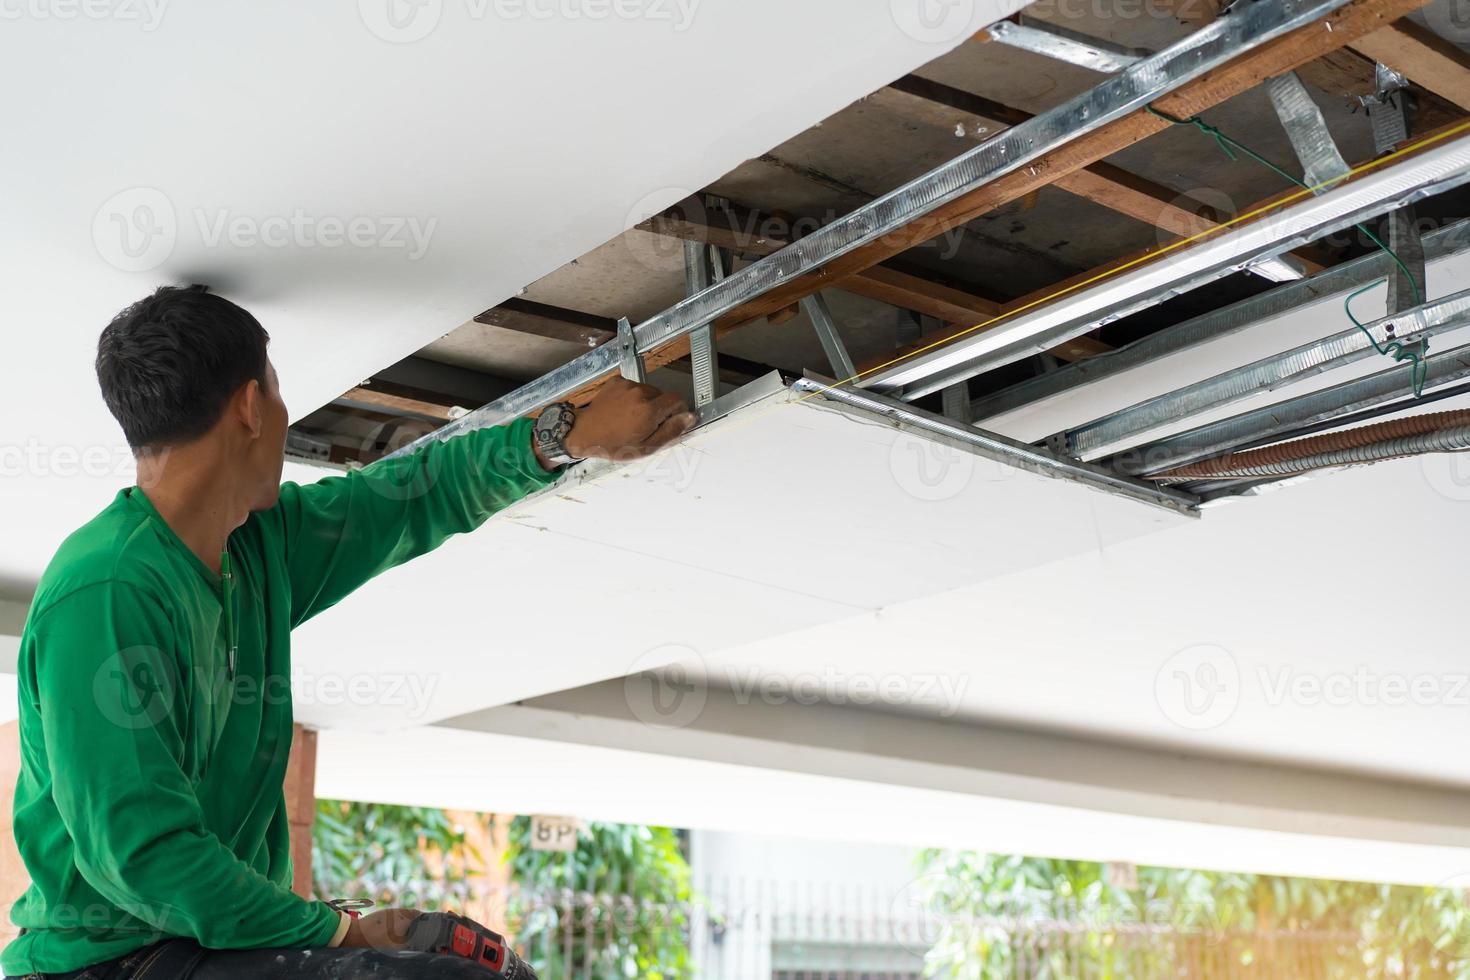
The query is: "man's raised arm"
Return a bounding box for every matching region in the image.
[273,378,694,627]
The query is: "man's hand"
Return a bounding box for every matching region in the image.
[341,908,421,950]
[564,379,696,462]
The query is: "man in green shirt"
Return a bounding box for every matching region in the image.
[3,286,694,979]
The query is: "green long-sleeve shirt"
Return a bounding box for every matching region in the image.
[3,419,556,975]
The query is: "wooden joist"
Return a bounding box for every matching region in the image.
[475,297,617,347]
[1164,1,1465,122]
[1352,19,1470,110]
[885,75,1337,276]
[639,201,1004,324]
[340,386,462,421]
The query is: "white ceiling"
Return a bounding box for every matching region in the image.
[0,0,1026,592]
[287,379,1183,729]
[694,451,1470,790]
[317,713,1470,888]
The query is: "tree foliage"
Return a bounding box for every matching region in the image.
[506,816,692,979]
[310,801,692,978]
[917,850,1470,979]
[312,800,479,910]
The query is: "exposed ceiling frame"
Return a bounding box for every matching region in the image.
[1110,338,1470,475]
[885,73,1331,275]
[670,0,1430,344]
[864,123,1470,399]
[1059,286,1470,457]
[387,0,1392,465]
[1350,19,1470,110]
[474,296,781,384]
[638,200,1007,327]
[966,216,1470,421]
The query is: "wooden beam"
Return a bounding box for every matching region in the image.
[340,386,460,421]
[887,75,1328,274]
[639,201,1004,323]
[1352,19,1470,111]
[475,297,617,347]
[1163,2,1464,124]
[284,725,318,899]
[842,265,1001,322]
[474,295,787,386]
[888,74,1210,236]
[887,73,1030,129]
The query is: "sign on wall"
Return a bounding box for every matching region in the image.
[529,814,583,852]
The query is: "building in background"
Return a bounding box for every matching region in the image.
[689,830,928,979]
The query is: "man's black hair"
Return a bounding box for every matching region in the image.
[97,285,271,450]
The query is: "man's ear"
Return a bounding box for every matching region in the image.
[233,379,264,439]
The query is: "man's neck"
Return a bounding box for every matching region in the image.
[136,443,251,576]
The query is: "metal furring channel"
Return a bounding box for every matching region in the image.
[1153,410,1470,482]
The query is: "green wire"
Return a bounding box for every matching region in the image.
[1345,279,1431,396]
[1146,105,1429,395]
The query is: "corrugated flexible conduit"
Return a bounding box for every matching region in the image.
[1152,410,1470,483]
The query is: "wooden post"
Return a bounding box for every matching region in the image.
[0,722,30,946]
[283,724,318,899]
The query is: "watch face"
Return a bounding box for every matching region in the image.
[537,403,576,454]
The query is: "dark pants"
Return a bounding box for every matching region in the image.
[10,938,504,980]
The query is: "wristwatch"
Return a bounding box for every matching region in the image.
[533,401,583,469]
